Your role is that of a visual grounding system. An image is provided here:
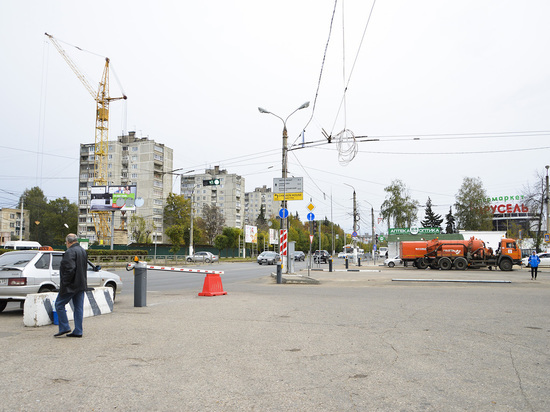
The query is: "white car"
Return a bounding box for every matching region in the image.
[384,256,403,268]
[0,250,123,312]
[522,252,550,267]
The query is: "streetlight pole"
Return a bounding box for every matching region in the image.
[363,200,375,260]
[258,101,309,274]
[546,165,549,237]
[344,183,358,264]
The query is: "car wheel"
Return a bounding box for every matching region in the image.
[38,285,55,294]
[258,262,262,265]
[205,258,211,263]
[105,283,117,301]
[187,258,193,262]
[0,300,7,313]
[388,262,395,268]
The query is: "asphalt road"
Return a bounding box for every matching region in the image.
[2,263,549,411]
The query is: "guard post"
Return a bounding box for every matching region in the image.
[134,258,147,307]
[276,262,282,284]
[329,258,333,272]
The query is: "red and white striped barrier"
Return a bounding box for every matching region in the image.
[145,265,224,275]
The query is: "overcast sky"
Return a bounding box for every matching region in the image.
[1,0,549,235]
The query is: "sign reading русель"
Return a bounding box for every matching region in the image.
[389,227,441,235]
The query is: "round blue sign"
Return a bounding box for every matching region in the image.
[307,212,315,221]
[279,208,289,219]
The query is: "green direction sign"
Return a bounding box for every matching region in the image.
[388,227,441,235]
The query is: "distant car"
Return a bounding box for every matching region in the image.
[292,251,305,261]
[337,252,349,259]
[186,251,219,263]
[384,256,403,268]
[0,250,122,313]
[522,252,550,268]
[313,250,330,263]
[257,251,280,265]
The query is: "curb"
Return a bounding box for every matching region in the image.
[270,273,321,284]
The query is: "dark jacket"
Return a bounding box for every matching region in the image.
[59,243,88,294]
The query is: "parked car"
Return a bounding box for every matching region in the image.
[186,251,219,263]
[313,250,330,263]
[522,252,550,267]
[384,255,403,268]
[292,251,305,261]
[257,251,280,265]
[0,250,123,313]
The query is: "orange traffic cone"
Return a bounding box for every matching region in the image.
[198,273,227,296]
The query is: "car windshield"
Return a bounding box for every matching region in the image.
[0,252,37,268]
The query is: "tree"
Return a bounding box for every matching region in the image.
[255,206,269,233]
[163,193,191,252]
[454,177,492,230]
[129,215,152,244]
[19,187,48,242]
[380,180,420,228]
[523,170,546,251]
[445,207,456,234]
[40,198,78,244]
[421,197,443,229]
[202,204,225,245]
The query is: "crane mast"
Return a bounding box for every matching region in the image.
[45,33,127,244]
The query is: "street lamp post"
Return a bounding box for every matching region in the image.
[363,200,375,260]
[344,183,358,264]
[258,101,309,274]
[546,165,549,237]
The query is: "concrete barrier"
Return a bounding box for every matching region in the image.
[23,287,114,327]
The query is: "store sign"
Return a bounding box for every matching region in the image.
[389,227,441,235]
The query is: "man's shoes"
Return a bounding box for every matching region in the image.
[67,333,82,338]
[54,330,71,337]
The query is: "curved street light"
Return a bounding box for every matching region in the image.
[258,101,310,277]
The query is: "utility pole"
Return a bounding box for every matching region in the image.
[352,189,358,263]
[546,165,549,236]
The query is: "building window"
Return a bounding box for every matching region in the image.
[131,173,138,178]
[132,146,138,152]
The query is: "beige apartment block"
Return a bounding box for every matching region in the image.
[0,208,30,244]
[244,185,279,226]
[181,166,244,229]
[78,131,173,244]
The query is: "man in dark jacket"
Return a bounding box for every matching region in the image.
[54,233,88,338]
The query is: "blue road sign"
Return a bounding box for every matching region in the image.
[307,212,315,221]
[279,208,289,219]
[352,231,357,237]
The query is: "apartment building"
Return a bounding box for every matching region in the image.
[244,186,279,225]
[180,166,244,228]
[0,208,30,244]
[78,131,173,243]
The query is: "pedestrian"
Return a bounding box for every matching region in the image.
[54,233,88,338]
[528,251,540,280]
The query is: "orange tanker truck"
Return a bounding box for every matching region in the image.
[399,237,521,271]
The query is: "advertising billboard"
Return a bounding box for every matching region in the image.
[90,185,137,211]
[245,225,257,243]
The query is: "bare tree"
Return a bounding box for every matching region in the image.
[202,204,225,245]
[523,170,546,252]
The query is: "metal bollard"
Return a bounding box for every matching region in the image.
[358,257,361,267]
[345,257,349,269]
[276,263,282,284]
[329,258,333,272]
[134,261,147,307]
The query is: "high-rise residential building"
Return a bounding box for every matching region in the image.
[181,166,244,228]
[244,186,278,225]
[78,131,173,243]
[0,208,30,244]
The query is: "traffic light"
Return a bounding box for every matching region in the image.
[375,234,379,243]
[203,178,220,186]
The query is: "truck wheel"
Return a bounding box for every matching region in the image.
[439,257,452,270]
[499,259,513,271]
[415,258,428,270]
[454,257,468,270]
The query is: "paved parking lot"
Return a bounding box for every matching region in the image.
[1,265,549,411]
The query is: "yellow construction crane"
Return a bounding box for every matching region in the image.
[45,33,127,244]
